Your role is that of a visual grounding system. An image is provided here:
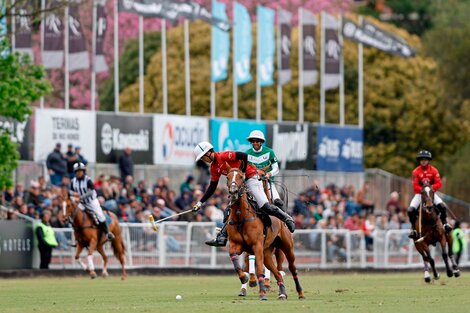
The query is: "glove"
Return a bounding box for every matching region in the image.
[192,201,203,212]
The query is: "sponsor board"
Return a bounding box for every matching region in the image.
[96,114,153,164]
[0,220,34,270]
[316,125,363,172]
[210,118,266,152]
[266,123,315,170]
[153,115,208,165]
[0,116,33,160]
[34,109,96,162]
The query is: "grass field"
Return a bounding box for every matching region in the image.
[1,272,469,313]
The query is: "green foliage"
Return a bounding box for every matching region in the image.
[443,141,470,203]
[99,32,161,111]
[0,39,51,189]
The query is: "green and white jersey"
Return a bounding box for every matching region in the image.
[246,146,278,174]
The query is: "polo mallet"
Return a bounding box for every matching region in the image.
[149,208,194,232]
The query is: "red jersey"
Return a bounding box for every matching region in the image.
[210,151,257,182]
[412,164,442,194]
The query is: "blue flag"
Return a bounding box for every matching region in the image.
[234,2,252,85]
[0,0,8,57]
[211,0,229,82]
[257,5,275,87]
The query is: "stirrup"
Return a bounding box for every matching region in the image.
[443,224,452,233]
[408,230,418,239]
[205,236,227,247]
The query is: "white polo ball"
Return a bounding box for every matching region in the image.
[175,295,182,300]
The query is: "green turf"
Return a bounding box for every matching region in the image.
[0,272,469,313]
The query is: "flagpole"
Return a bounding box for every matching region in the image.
[184,19,191,116]
[91,0,97,111]
[40,0,45,109]
[64,4,70,110]
[298,7,304,123]
[255,8,261,122]
[358,16,364,128]
[11,0,15,51]
[114,0,119,113]
[320,11,325,125]
[339,15,345,126]
[210,82,215,118]
[276,8,282,123]
[162,19,168,114]
[232,2,237,119]
[139,15,144,114]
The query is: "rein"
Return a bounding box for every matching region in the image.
[65,200,96,231]
[227,171,258,235]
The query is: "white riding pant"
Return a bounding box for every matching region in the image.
[409,194,443,209]
[78,198,106,222]
[268,181,281,202]
[245,176,269,208]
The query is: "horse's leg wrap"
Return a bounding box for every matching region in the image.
[278,281,287,297]
[257,274,266,293]
[292,272,303,293]
[230,253,242,272]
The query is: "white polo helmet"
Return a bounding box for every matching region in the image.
[247,130,265,143]
[194,141,214,162]
[73,162,86,172]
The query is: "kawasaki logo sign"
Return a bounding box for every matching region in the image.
[96,114,153,164]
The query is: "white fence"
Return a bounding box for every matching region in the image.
[50,222,470,270]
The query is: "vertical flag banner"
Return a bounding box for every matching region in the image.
[14,1,34,60]
[278,9,292,85]
[0,0,8,57]
[95,0,108,73]
[323,12,340,90]
[301,8,317,86]
[234,2,252,85]
[68,0,89,71]
[257,5,275,87]
[43,0,64,69]
[211,0,229,82]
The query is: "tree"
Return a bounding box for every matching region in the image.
[0,39,51,189]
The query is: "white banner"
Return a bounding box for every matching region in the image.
[34,109,96,162]
[153,115,208,165]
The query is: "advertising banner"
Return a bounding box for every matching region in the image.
[266,123,315,170]
[68,0,90,71]
[42,0,64,69]
[257,5,275,86]
[0,116,33,160]
[0,220,34,270]
[316,125,363,172]
[210,118,266,152]
[34,109,96,162]
[13,0,34,60]
[278,9,292,85]
[153,115,208,165]
[211,0,229,82]
[234,2,252,85]
[322,12,340,90]
[300,8,317,86]
[96,114,153,164]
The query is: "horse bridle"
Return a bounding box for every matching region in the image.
[227,168,246,201]
[421,186,435,214]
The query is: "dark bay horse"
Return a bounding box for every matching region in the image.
[226,166,304,300]
[413,184,460,283]
[61,189,126,280]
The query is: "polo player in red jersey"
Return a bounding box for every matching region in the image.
[192,141,295,247]
[408,150,452,239]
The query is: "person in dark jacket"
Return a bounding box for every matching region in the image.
[36,209,58,269]
[118,147,134,182]
[46,143,67,186]
[65,144,78,179]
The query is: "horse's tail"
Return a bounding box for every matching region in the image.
[107,211,126,258]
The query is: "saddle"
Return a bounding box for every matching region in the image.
[246,193,272,238]
[85,209,100,226]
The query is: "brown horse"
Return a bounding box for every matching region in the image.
[226,166,304,300]
[241,176,286,295]
[413,184,460,283]
[60,189,126,280]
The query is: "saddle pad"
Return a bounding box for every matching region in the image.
[247,196,272,228]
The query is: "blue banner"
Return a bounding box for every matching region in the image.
[0,0,8,57]
[211,0,229,82]
[211,118,266,152]
[234,2,252,85]
[257,5,275,87]
[316,126,363,172]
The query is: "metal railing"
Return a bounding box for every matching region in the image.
[49,222,470,270]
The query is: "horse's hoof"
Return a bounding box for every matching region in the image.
[434,273,440,280]
[90,271,97,279]
[299,295,306,300]
[238,288,247,297]
[278,294,287,300]
[121,276,126,281]
[447,270,453,278]
[454,270,461,278]
[424,276,431,283]
[259,295,268,301]
[249,275,257,287]
[102,271,109,278]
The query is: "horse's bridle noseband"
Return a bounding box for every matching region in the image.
[227,168,246,201]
